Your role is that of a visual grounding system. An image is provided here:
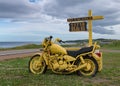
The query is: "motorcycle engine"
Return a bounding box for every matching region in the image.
[50,55,75,71]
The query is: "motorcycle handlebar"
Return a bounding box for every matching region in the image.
[59,40,65,43]
[46,36,65,43]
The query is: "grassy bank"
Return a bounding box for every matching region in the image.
[0,40,120,51]
[0,43,79,51]
[0,44,42,51]
[0,52,120,86]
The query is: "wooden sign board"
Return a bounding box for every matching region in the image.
[69,22,87,32]
[67,16,104,22]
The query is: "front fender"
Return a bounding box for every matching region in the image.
[33,53,42,56]
[33,53,49,65]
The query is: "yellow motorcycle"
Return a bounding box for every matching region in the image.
[29,36,102,77]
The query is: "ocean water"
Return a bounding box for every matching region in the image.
[0,42,40,48]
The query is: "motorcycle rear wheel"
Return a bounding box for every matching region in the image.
[77,57,98,77]
[28,55,47,74]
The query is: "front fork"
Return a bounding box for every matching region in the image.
[40,52,49,65]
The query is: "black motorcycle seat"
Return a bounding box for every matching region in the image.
[67,46,93,57]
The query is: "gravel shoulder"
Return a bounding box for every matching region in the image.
[100,49,120,53]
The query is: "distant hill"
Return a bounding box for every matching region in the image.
[65,39,120,49]
[65,39,88,43]
[65,39,119,43]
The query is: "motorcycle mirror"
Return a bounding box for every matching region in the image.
[50,36,53,39]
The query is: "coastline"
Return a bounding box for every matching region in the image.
[0,42,40,48]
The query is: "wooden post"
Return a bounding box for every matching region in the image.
[88,10,92,46]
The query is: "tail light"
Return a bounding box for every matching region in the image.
[95,52,102,57]
[95,50,102,57]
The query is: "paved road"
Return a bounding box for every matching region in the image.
[0,49,41,61]
[0,48,119,56]
[0,49,40,56]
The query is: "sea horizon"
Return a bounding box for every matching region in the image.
[0,41,41,48]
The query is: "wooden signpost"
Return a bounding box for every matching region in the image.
[67,10,104,46]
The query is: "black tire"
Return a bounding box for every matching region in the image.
[28,55,47,74]
[76,56,98,77]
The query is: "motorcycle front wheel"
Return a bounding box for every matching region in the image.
[77,57,98,77]
[28,55,47,74]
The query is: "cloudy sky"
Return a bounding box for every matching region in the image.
[0,0,120,41]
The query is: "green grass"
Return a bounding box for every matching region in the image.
[13,44,42,49]
[0,52,120,86]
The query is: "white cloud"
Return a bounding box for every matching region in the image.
[0,0,120,41]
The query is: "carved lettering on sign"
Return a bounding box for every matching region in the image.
[69,22,87,32]
[67,17,93,22]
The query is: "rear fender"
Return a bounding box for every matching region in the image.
[92,53,103,71]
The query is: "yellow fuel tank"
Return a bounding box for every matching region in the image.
[49,44,67,55]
